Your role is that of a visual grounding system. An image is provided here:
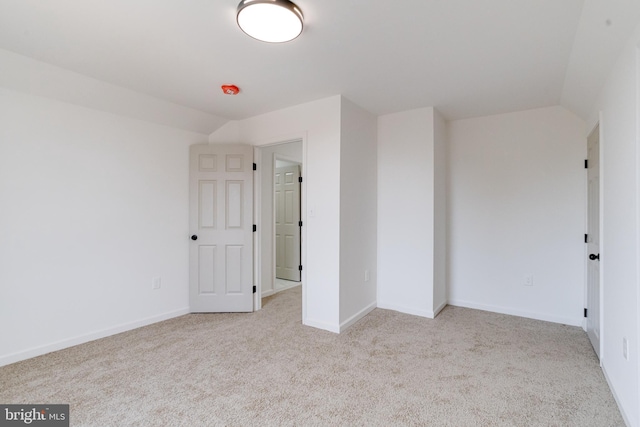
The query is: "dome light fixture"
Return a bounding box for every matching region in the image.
[236,0,304,43]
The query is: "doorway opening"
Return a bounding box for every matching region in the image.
[253,139,304,312]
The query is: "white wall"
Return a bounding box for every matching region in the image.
[209,120,240,144]
[210,95,343,332]
[0,49,227,134]
[447,106,586,326]
[258,141,302,297]
[339,98,377,330]
[0,87,207,366]
[590,23,640,427]
[377,107,439,317]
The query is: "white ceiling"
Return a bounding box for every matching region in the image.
[0,0,639,128]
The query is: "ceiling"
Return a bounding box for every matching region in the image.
[0,0,639,129]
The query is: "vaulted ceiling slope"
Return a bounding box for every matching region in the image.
[0,0,639,134]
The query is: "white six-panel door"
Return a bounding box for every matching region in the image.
[586,125,600,357]
[189,144,253,312]
[275,165,301,282]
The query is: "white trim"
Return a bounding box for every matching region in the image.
[603,364,632,427]
[598,111,605,360]
[636,46,640,420]
[636,46,640,423]
[253,145,262,311]
[377,301,436,319]
[267,281,302,298]
[582,121,595,333]
[303,318,340,334]
[447,299,583,326]
[433,300,447,317]
[300,135,308,324]
[260,289,276,298]
[584,118,602,356]
[339,301,377,332]
[0,307,189,367]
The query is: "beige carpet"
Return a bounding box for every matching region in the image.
[0,286,624,426]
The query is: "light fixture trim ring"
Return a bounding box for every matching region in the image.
[237,0,304,43]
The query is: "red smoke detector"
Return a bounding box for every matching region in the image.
[221,85,240,95]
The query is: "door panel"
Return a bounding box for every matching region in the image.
[199,181,216,228]
[225,245,243,294]
[190,144,253,312]
[226,181,244,229]
[198,246,216,294]
[586,125,600,358]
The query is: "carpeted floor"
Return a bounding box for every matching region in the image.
[0,286,624,426]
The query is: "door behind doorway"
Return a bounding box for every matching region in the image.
[275,161,301,282]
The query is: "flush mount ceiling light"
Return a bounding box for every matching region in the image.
[237,0,304,43]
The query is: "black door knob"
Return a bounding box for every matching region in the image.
[191,235,198,241]
[589,253,599,260]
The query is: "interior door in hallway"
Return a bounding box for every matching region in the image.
[189,144,254,312]
[586,124,600,358]
[275,164,301,281]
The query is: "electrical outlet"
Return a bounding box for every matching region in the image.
[152,277,161,290]
[364,270,370,282]
[623,337,629,361]
[524,275,533,286]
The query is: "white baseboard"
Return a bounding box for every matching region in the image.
[602,363,632,427]
[340,301,377,333]
[433,300,447,317]
[447,299,583,326]
[261,282,301,299]
[303,317,340,334]
[261,289,276,298]
[0,307,190,367]
[377,301,435,319]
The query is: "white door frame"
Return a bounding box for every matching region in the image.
[597,116,604,364]
[598,117,605,364]
[584,115,604,363]
[252,136,307,322]
[636,47,640,419]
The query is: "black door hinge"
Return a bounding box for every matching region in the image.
[584,308,587,318]
[253,224,257,232]
[298,176,303,183]
[253,286,256,294]
[299,221,303,227]
[298,265,303,271]
[253,163,257,171]
[584,159,588,169]
[584,234,588,243]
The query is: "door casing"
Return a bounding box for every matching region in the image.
[252,137,307,317]
[585,118,603,361]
